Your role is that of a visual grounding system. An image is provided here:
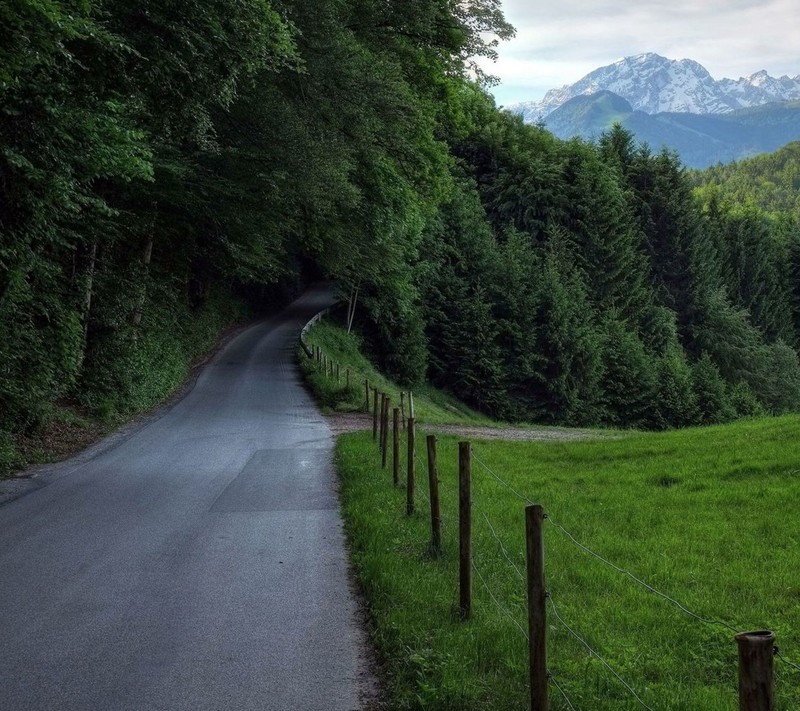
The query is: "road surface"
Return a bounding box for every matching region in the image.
[0,285,375,710]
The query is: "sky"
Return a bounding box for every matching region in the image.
[482,0,800,106]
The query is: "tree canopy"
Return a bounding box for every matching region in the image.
[3,2,800,467]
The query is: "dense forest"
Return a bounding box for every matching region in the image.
[3,1,800,469]
[691,141,800,216]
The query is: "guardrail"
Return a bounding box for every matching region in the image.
[299,306,332,358]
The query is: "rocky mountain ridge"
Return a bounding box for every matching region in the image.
[510,53,800,122]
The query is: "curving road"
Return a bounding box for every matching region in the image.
[0,285,375,711]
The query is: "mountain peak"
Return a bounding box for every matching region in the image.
[508,55,800,123]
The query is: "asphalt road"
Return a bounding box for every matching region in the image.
[0,285,375,711]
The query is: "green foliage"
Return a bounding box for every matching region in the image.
[728,381,766,418]
[690,141,800,218]
[301,320,489,424]
[691,353,735,425]
[652,346,697,429]
[597,316,656,428]
[4,0,800,445]
[0,429,16,472]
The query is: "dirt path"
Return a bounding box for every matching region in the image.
[325,412,604,441]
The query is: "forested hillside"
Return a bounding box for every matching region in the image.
[692,141,800,216]
[3,1,800,470]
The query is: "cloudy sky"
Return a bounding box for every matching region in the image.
[483,0,800,106]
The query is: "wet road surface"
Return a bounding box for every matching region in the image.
[0,285,374,711]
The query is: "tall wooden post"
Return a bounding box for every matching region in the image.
[400,392,406,430]
[459,442,471,620]
[381,397,390,469]
[427,435,441,555]
[379,394,387,454]
[372,388,379,441]
[335,362,340,383]
[406,418,416,515]
[392,408,400,486]
[736,631,775,711]
[527,504,548,711]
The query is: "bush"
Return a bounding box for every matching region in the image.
[0,429,18,475]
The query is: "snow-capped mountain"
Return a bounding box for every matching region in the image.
[510,53,800,122]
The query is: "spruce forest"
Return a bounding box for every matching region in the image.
[3,0,800,470]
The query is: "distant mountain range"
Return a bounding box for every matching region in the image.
[506,54,800,168]
[509,53,800,120]
[542,91,800,168]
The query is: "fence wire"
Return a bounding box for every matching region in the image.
[410,443,798,707]
[473,503,525,582]
[776,649,800,674]
[472,449,534,505]
[545,515,740,635]
[548,595,655,711]
[472,445,742,636]
[472,558,529,642]
[550,673,579,711]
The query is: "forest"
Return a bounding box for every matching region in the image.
[3,0,800,470]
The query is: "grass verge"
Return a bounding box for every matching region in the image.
[300,320,490,424]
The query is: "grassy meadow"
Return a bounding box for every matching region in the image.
[338,418,800,710]
[301,321,800,709]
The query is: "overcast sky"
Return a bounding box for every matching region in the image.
[483,0,800,106]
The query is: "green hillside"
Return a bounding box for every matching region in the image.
[542,92,800,167]
[691,141,800,216]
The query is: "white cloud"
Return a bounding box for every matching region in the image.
[482,0,800,104]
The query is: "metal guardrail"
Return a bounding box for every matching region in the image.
[299,306,332,358]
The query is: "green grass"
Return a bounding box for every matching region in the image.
[337,418,800,710]
[299,320,800,708]
[300,321,490,424]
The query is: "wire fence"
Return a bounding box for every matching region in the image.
[305,343,798,709]
[471,442,800,707]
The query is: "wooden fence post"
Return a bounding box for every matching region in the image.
[379,394,387,454]
[527,504,548,711]
[372,388,379,441]
[400,392,406,430]
[335,362,340,383]
[459,441,471,620]
[736,631,775,711]
[381,397,390,469]
[407,418,416,515]
[346,368,350,389]
[392,408,400,486]
[427,435,441,556]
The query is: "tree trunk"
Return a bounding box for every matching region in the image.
[132,210,156,329]
[346,282,360,334]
